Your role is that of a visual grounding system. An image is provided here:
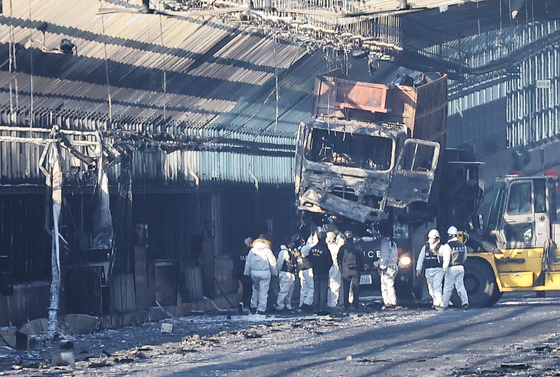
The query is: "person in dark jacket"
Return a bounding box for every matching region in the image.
[308,231,333,315]
[337,230,363,311]
[233,237,253,313]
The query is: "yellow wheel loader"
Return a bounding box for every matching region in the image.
[464,173,560,307]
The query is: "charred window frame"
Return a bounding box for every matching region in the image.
[397,142,437,172]
[308,129,393,170]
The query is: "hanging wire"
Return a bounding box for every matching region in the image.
[101,14,113,128]
[28,0,34,127]
[274,32,279,132]
[499,0,503,33]
[221,41,304,139]
[158,14,168,124]
[476,1,480,35]
[8,0,14,120]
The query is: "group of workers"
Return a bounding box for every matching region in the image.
[233,224,469,315]
[415,226,469,310]
[234,223,402,315]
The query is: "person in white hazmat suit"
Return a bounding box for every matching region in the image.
[375,223,399,309]
[274,237,298,311]
[244,237,277,314]
[441,226,469,310]
[297,232,317,311]
[416,229,444,309]
[326,231,343,308]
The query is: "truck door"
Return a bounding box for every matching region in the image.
[386,139,440,208]
[533,178,551,247]
[501,180,536,248]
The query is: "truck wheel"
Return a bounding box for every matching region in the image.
[484,284,503,307]
[463,258,497,307]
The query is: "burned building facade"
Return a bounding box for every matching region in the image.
[2,0,560,329]
[0,0,327,327]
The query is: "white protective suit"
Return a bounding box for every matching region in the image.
[298,234,316,308]
[441,236,469,308]
[244,239,277,313]
[378,237,398,307]
[327,232,343,307]
[416,240,444,308]
[275,245,296,310]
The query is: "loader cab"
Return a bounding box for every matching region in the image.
[486,176,557,249]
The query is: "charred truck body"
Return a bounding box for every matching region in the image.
[295,70,483,299]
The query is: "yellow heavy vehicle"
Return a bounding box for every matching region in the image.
[464,173,560,307]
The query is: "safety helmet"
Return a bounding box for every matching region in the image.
[447,226,458,236]
[344,230,354,239]
[427,229,440,239]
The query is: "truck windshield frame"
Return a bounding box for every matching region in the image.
[307,128,393,171]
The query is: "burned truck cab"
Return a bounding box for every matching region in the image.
[296,119,407,224]
[295,70,448,227]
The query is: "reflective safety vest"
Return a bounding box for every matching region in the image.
[281,248,298,273]
[423,243,442,269]
[448,240,467,266]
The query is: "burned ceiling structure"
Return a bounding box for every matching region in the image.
[153,0,560,80]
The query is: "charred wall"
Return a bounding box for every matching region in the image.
[0,181,296,326]
[0,192,50,285]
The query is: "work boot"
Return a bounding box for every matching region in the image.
[462,304,469,310]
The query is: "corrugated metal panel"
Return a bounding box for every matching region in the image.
[446,20,560,154]
[1,0,312,132]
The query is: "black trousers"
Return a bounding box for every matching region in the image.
[240,275,253,307]
[342,273,360,309]
[313,273,330,312]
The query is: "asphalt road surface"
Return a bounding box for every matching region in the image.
[3,293,560,376]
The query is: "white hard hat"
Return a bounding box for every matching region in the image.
[447,226,458,236]
[428,229,440,239]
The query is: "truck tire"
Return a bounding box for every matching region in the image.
[463,258,497,307]
[484,284,503,307]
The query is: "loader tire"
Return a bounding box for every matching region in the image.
[485,284,503,307]
[463,258,497,307]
